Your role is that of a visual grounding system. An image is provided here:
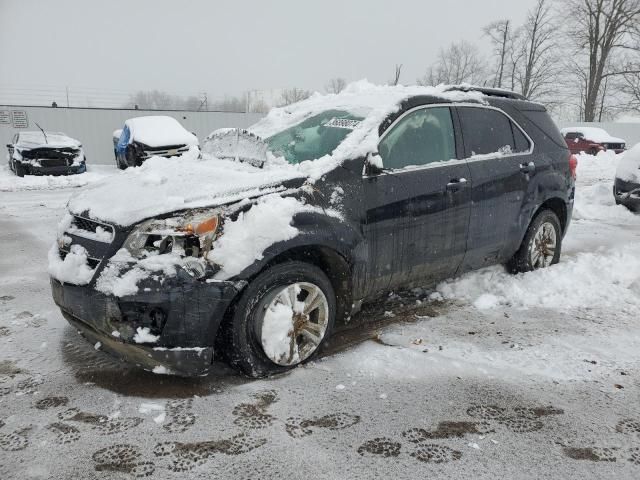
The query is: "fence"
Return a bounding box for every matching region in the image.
[0,105,264,165]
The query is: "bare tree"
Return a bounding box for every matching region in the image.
[562,0,640,121]
[325,77,347,94]
[417,41,487,86]
[512,0,559,100]
[484,20,512,88]
[278,88,312,106]
[391,64,403,86]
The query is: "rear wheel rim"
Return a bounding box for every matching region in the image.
[258,282,329,366]
[530,221,557,269]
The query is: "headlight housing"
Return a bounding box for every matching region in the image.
[123,210,222,260]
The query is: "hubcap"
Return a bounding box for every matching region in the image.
[259,282,329,366]
[530,221,557,269]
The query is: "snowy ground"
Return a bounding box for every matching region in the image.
[1,155,639,479]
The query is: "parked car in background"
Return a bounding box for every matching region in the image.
[614,143,640,212]
[49,84,575,378]
[114,116,199,169]
[6,131,86,177]
[561,127,626,155]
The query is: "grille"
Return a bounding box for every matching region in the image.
[606,143,624,150]
[40,158,70,167]
[72,216,113,236]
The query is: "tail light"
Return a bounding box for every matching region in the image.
[569,154,578,180]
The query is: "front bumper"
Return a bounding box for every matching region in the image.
[24,162,86,176]
[614,177,640,212]
[51,275,241,376]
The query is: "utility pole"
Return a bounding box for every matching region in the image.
[65,86,70,107]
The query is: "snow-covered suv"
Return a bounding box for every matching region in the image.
[49,83,575,377]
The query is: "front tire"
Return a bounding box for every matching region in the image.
[227,261,336,378]
[507,210,562,273]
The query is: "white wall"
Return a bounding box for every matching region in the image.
[0,106,264,165]
[557,121,640,148]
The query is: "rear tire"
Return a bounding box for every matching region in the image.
[227,261,336,378]
[507,210,562,273]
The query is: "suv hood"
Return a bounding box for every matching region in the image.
[67,150,306,227]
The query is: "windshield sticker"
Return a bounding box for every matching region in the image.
[323,118,361,130]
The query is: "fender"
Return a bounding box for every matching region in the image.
[231,210,364,281]
[514,165,572,249]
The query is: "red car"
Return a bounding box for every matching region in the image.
[561,127,626,155]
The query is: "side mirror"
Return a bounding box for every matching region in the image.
[365,153,384,176]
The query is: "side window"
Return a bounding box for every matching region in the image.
[378,107,456,170]
[458,107,529,156]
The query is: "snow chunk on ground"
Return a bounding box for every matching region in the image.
[133,327,159,344]
[47,243,95,285]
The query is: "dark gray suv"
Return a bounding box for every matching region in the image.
[50,85,575,378]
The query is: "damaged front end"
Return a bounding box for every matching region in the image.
[49,209,244,376]
[17,146,86,175]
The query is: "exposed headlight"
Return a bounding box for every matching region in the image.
[123,211,221,259]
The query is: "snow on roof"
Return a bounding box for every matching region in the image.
[249,80,485,175]
[124,116,198,147]
[561,127,625,144]
[16,131,81,149]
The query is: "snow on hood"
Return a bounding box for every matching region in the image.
[15,131,81,150]
[67,148,305,226]
[561,127,626,144]
[124,116,198,147]
[616,143,640,183]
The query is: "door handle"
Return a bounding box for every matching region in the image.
[446,178,468,191]
[520,161,536,174]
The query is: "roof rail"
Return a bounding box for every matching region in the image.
[445,85,527,100]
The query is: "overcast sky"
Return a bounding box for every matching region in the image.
[0,0,538,105]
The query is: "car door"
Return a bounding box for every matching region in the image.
[362,105,471,295]
[456,105,534,271]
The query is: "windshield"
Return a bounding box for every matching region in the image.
[265,109,363,164]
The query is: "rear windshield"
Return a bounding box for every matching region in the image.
[266,109,363,164]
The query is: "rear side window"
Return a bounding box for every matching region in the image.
[378,106,456,170]
[458,107,530,156]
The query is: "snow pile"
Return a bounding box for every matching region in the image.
[560,126,625,144]
[0,165,113,192]
[124,116,198,147]
[616,143,640,183]
[435,243,640,310]
[209,195,325,278]
[572,151,638,221]
[47,244,95,285]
